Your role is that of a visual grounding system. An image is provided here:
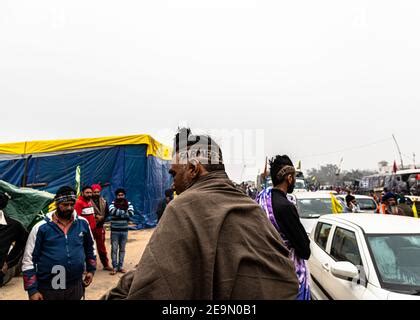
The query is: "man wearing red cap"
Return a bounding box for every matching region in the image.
[91,184,113,271]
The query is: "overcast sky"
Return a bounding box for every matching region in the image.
[1,0,419,182]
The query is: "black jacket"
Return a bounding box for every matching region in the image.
[0,215,28,270]
[271,189,311,260]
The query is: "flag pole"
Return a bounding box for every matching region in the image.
[392,134,404,169]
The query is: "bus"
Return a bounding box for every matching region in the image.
[360,169,420,196]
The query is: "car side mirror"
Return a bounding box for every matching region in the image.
[330,261,359,281]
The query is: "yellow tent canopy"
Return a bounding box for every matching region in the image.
[0,134,172,161]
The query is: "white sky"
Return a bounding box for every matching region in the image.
[1,0,419,182]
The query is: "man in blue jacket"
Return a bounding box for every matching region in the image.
[22,186,97,300]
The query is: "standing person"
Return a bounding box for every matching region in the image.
[156,189,174,222]
[74,186,96,232]
[377,191,387,213]
[380,192,404,215]
[0,192,28,287]
[108,188,134,275]
[22,186,96,300]
[102,128,298,300]
[257,155,311,300]
[345,190,354,207]
[398,195,414,217]
[91,184,113,271]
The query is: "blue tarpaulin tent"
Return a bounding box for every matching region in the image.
[0,134,172,229]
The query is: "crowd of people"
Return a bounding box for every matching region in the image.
[0,184,136,300]
[341,188,417,216]
[1,127,418,301]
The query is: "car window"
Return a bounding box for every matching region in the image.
[330,227,362,266]
[314,222,332,250]
[297,198,344,218]
[357,199,377,211]
[367,234,420,289]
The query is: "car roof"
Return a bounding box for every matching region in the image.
[295,192,335,199]
[396,169,420,175]
[406,195,420,201]
[318,213,420,234]
[337,194,375,200]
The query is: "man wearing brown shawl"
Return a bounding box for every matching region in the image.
[102,128,298,300]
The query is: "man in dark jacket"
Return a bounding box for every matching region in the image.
[108,189,134,275]
[22,186,96,300]
[398,195,414,217]
[102,128,298,300]
[0,192,28,286]
[156,189,174,222]
[382,192,404,215]
[257,155,311,300]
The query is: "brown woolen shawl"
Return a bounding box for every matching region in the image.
[102,171,298,300]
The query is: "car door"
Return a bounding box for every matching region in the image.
[322,225,368,300]
[309,221,334,299]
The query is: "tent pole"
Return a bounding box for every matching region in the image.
[21,155,31,187]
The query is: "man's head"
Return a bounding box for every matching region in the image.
[0,192,10,210]
[55,186,77,220]
[346,195,356,207]
[115,188,126,199]
[269,155,296,194]
[170,128,225,195]
[382,192,397,206]
[399,195,406,204]
[82,186,93,201]
[91,184,102,199]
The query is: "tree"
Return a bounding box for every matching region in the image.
[306,165,377,187]
[307,164,340,186]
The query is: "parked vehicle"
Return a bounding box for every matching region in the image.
[336,195,378,213]
[309,214,420,300]
[360,169,420,196]
[295,192,346,234]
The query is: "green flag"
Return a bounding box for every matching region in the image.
[0,180,54,231]
[75,165,81,196]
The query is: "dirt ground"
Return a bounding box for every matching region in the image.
[0,228,155,300]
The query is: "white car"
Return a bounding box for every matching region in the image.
[309,214,420,300]
[336,194,378,213]
[295,192,346,234]
[294,178,307,193]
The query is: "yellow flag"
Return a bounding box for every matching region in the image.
[331,193,343,214]
[413,202,418,218]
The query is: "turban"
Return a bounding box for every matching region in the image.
[382,192,396,202]
[91,184,102,192]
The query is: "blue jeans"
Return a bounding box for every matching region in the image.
[111,231,128,270]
